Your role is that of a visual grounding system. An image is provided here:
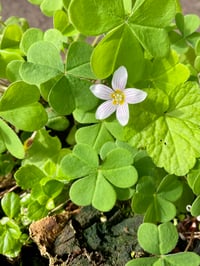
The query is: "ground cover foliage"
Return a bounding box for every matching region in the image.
[0,0,200,265]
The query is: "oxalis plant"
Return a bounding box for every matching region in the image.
[0,0,200,264]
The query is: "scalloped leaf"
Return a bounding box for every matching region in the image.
[126,82,200,175]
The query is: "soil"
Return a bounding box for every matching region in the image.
[0,1,200,266]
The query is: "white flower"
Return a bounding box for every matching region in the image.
[90,66,147,126]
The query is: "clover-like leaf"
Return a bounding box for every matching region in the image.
[128,0,176,57]
[138,222,179,255]
[66,41,96,79]
[61,144,99,180]
[132,175,182,223]
[69,0,125,35]
[20,28,44,54]
[70,173,117,211]
[91,24,145,82]
[0,81,48,131]
[48,75,76,115]
[61,143,137,211]
[125,82,200,176]
[70,0,175,59]
[75,123,114,153]
[20,41,64,85]
[100,147,138,188]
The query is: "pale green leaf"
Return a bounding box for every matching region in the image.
[20,28,44,54]
[127,82,200,175]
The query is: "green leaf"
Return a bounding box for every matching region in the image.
[191,195,200,217]
[70,172,117,211]
[100,148,138,188]
[69,0,125,35]
[128,0,176,57]
[27,201,48,220]
[0,119,24,159]
[67,41,96,79]
[1,192,20,218]
[75,123,114,153]
[91,24,145,82]
[0,50,23,78]
[0,81,48,131]
[61,144,99,179]
[157,174,183,202]
[43,180,64,198]
[54,10,78,36]
[6,60,23,82]
[149,51,190,90]
[0,217,23,257]
[20,41,64,85]
[15,164,46,189]
[48,75,75,115]
[176,13,200,37]
[44,29,66,50]
[138,222,178,255]
[92,172,116,211]
[20,28,44,54]
[23,129,62,167]
[40,0,63,16]
[69,174,97,206]
[187,160,200,194]
[1,24,22,49]
[132,175,182,223]
[156,252,200,266]
[125,257,158,266]
[127,82,200,175]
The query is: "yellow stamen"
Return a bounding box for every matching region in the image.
[111,89,125,105]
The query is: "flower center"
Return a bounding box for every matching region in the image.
[111,89,125,105]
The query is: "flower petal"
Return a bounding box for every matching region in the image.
[116,103,129,126]
[90,84,113,100]
[124,88,147,104]
[112,66,128,91]
[96,100,116,120]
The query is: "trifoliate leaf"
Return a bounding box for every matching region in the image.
[20,41,64,85]
[91,24,145,82]
[69,0,125,35]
